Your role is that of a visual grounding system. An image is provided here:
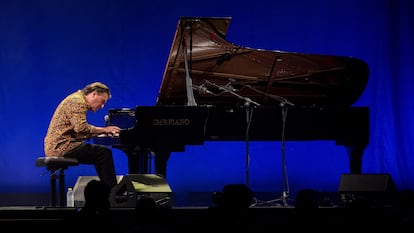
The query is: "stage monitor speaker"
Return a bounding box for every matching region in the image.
[73,175,123,208]
[109,174,172,208]
[338,173,396,207]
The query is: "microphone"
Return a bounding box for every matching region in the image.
[193,84,214,95]
[243,97,260,107]
[104,115,111,126]
[224,78,237,92]
[280,100,295,107]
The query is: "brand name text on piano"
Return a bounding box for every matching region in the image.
[152,118,190,126]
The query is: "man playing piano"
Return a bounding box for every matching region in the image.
[44,82,121,190]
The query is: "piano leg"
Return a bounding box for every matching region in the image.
[153,148,171,178]
[118,146,171,176]
[120,147,151,174]
[347,144,365,174]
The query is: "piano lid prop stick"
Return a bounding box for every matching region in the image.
[182,27,197,106]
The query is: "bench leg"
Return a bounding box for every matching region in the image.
[59,170,65,207]
[50,170,57,207]
[48,167,66,207]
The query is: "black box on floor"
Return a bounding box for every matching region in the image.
[73,175,123,208]
[338,173,396,207]
[109,174,172,208]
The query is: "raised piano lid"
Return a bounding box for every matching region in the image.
[156,17,369,107]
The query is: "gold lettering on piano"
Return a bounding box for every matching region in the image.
[152,118,190,126]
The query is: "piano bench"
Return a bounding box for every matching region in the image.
[35,156,79,207]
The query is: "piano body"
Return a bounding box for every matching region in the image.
[101,17,370,175]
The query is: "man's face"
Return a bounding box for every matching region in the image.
[89,91,109,112]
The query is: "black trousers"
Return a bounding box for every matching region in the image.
[64,143,118,189]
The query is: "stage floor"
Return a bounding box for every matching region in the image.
[0,205,404,232]
[0,191,406,232]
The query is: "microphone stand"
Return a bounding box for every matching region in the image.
[204,80,261,107]
[242,84,294,107]
[244,103,254,186]
[242,84,294,207]
[204,80,260,186]
[272,104,292,207]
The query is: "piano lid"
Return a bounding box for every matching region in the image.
[156,17,369,107]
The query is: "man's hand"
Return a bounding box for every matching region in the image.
[105,125,121,137]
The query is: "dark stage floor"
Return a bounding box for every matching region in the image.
[0,205,405,232]
[0,191,333,208]
[0,191,409,232]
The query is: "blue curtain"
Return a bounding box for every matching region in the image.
[0,0,413,199]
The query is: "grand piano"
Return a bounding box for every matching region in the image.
[99,17,370,176]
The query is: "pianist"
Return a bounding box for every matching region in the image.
[44,82,121,190]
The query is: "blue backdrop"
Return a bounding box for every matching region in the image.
[1,0,413,202]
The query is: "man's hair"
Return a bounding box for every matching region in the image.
[81,82,111,98]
